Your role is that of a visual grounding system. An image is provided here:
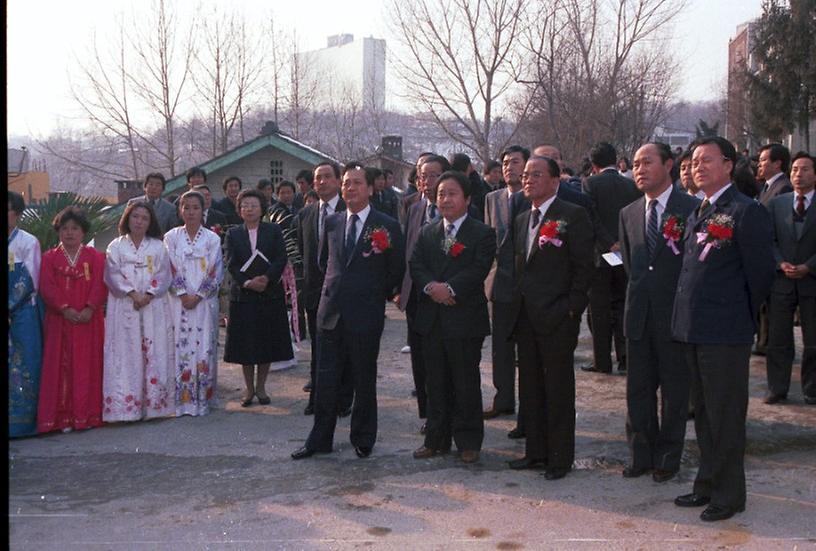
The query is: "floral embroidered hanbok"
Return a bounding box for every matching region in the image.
[103,235,175,421]
[163,226,224,416]
[8,228,43,437]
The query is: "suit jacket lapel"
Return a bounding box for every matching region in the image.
[799,199,816,240]
[347,212,373,266]
[651,191,683,261]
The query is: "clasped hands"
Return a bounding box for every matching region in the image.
[128,291,154,311]
[780,262,810,279]
[426,281,456,306]
[244,274,269,293]
[62,306,93,324]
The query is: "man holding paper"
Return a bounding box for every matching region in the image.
[292,162,405,460]
[618,142,699,483]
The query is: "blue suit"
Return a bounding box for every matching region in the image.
[671,184,775,511]
[305,207,405,452]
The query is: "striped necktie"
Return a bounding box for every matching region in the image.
[646,199,659,255]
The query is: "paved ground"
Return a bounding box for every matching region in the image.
[8,304,816,550]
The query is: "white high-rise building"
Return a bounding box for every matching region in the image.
[296,34,386,111]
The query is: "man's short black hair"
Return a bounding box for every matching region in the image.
[8,191,25,215]
[500,145,530,163]
[589,142,617,168]
[450,153,472,173]
[483,160,500,174]
[144,172,167,189]
[529,155,561,179]
[295,169,314,183]
[277,180,297,194]
[759,143,792,174]
[420,155,451,172]
[222,176,243,192]
[642,142,673,164]
[314,161,341,179]
[792,151,816,169]
[437,170,472,198]
[257,178,273,190]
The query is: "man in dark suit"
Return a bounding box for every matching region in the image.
[619,142,700,483]
[450,153,490,221]
[294,161,349,415]
[765,152,816,405]
[214,176,243,226]
[292,162,405,459]
[671,136,775,521]
[399,152,435,226]
[755,143,793,355]
[506,155,595,480]
[293,169,313,212]
[483,145,528,422]
[191,185,228,232]
[128,172,179,234]
[410,171,495,464]
[397,155,451,430]
[368,167,401,221]
[757,143,793,206]
[582,142,642,374]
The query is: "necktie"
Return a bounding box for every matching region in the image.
[319,203,329,238]
[530,208,541,230]
[646,199,659,255]
[429,203,438,221]
[345,214,359,260]
[796,195,806,217]
[446,222,455,239]
[697,198,710,218]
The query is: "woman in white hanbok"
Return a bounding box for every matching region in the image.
[164,191,224,417]
[103,201,175,422]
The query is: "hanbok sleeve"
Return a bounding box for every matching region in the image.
[38,252,63,313]
[25,236,42,291]
[86,251,108,310]
[8,267,35,314]
[165,231,188,296]
[147,243,172,297]
[194,233,224,299]
[104,239,135,298]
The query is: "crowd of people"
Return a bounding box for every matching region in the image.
[8,135,814,524]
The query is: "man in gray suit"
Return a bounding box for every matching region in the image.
[765,151,816,405]
[483,145,528,420]
[128,172,178,234]
[619,142,699,483]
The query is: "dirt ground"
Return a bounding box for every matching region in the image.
[8,304,816,550]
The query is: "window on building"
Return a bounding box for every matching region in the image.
[270,160,284,185]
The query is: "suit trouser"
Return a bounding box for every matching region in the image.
[767,290,816,399]
[307,307,352,410]
[625,311,690,472]
[490,300,517,411]
[755,302,769,352]
[306,321,381,451]
[406,292,428,418]
[422,323,485,452]
[516,310,578,470]
[685,343,751,510]
[588,264,627,371]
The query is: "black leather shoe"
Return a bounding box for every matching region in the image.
[508,457,547,470]
[240,394,254,407]
[483,407,514,419]
[256,394,271,405]
[674,493,710,507]
[751,346,766,356]
[354,446,372,458]
[763,393,787,405]
[581,364,611,374]
[291,447,316,460]
[337,406,352,418]
[507,427,526,439]
[419,422,427,435]
[303,404,314,415]
[544,468,569,480]
[617,362,627,374]
[700,504,744,522]
[652,469,677,483]
[302,382,312,393]
[411,389,417,397]
[622,466,650,478]
[805,395,816,405]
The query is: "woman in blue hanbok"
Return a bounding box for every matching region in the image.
[8,191,43,437]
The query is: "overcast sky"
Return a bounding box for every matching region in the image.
[7,0,764,138]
